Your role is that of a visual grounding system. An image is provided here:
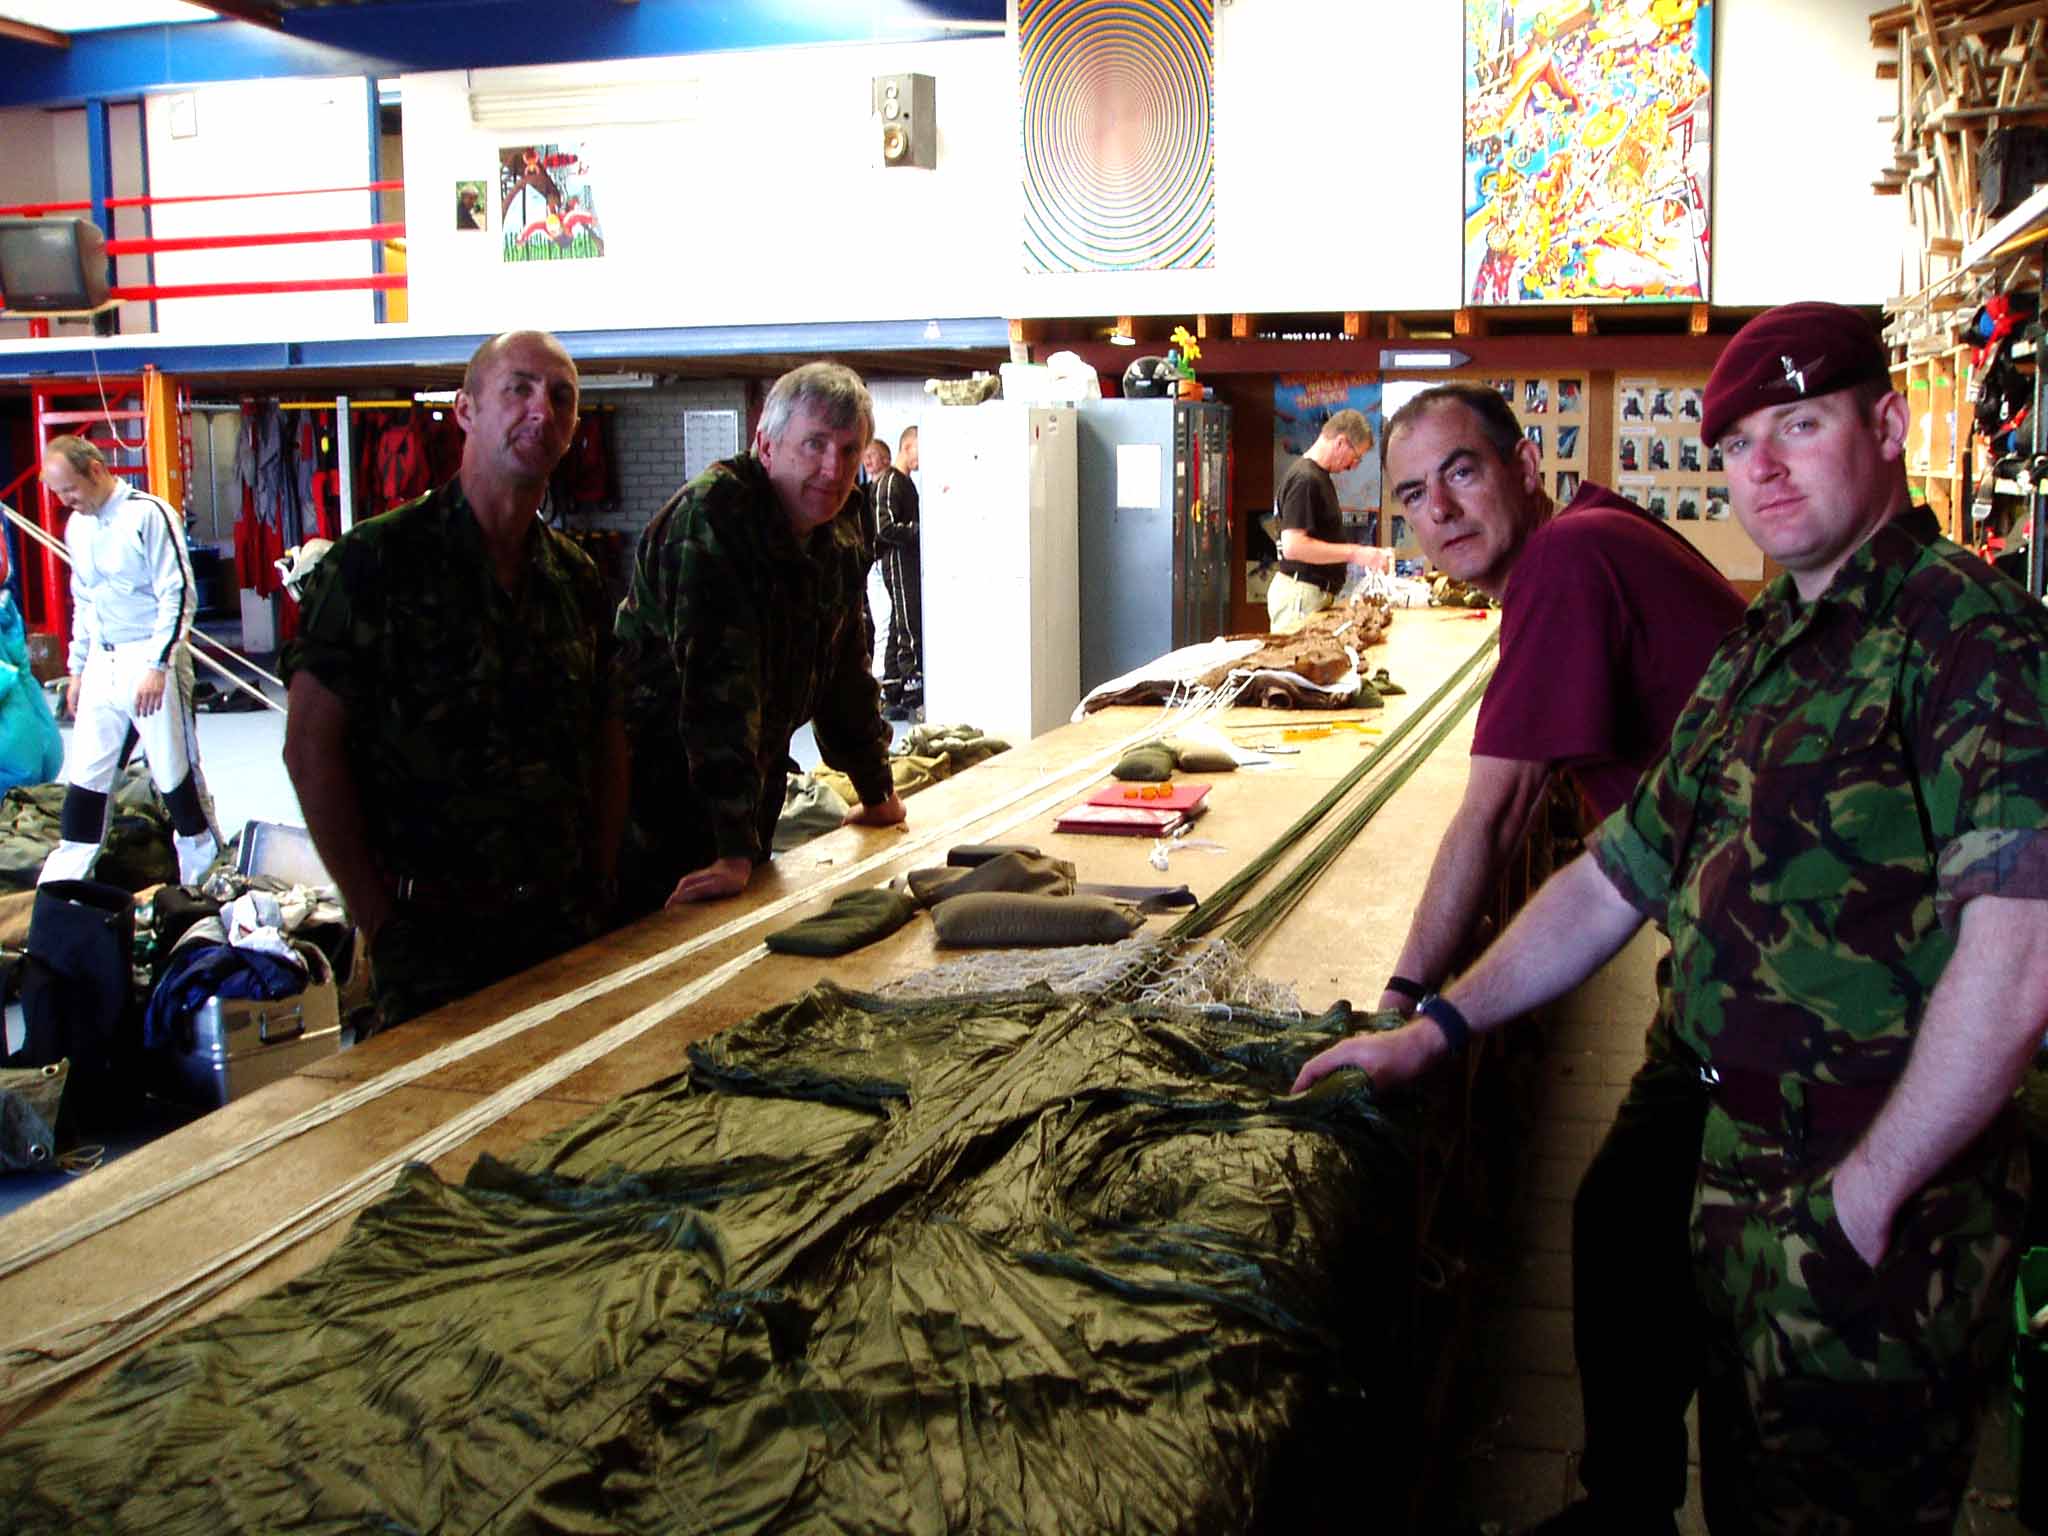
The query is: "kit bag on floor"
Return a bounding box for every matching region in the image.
[0,1059,66,1171]
[18,879,140,1130]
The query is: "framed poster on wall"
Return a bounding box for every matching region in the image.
[1462,2,1713,305]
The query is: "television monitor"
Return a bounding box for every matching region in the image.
[0,219,111,313]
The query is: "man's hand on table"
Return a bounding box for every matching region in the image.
[666,856,752,906]
[844,793,907,829]
[1291,1017,1448,1095]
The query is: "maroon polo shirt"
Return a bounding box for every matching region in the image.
[1471,482,1747,819]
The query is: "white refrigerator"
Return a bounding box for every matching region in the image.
[916,403,1080,744]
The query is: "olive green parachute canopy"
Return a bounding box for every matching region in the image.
[0,984,1418,1534]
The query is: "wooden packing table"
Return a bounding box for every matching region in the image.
[0,605,1520,1428]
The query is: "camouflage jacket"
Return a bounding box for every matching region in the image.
[281,478,619,908]
[614,454,891,864]
[1592,509,2048,1090]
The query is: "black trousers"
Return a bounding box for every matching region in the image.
[1571,1025,1710,1512]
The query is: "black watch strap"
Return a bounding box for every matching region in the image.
[1417,992,1472,1055]
[1385,973,1426,1002]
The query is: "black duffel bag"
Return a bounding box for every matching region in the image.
[13,879,141,1133]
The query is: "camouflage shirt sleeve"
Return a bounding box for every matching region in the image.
[665,494,774,862]
[279,532,378,708]
[810,520,892,808]
[1915,607,2048,930]
[1589,770,1679,923]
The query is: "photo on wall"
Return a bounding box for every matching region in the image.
[455,180,486,232]
[499,144,604,263]
[1463,0,1713,304]
[1273,374,1384,514]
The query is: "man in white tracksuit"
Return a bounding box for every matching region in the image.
[38,435,219,886]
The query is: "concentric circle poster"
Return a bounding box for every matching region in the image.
[1019,0,1216,274]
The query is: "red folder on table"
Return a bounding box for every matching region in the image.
[1054,799,1208,837]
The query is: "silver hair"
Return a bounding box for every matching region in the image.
[759,362,873,445]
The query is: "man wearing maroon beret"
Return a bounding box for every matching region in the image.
[1369,380,1745,1533]
[1299,301,2048,1531]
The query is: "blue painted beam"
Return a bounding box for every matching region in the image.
[0,315,1009,380]
[0,1,1007,110]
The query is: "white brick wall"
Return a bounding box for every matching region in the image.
[599,380,749,538]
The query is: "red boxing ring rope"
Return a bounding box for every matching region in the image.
[108,274,407,301]
[104,223,405,256]
[0,181,405,218]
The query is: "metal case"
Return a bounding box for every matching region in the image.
[164,943,341,1109]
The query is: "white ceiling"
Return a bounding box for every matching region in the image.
[0,0,212,33]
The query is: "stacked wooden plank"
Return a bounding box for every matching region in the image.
[1870,1,2048,348]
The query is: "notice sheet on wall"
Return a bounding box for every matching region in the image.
[683,409,740,484]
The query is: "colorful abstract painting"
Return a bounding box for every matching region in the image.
[1019,0,1215,273]
[499,143,604,263]
[1463,1,1712,304]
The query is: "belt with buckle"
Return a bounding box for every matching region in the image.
[395,873,550,910]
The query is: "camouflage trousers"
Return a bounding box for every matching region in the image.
[1691,1101,2027,1534]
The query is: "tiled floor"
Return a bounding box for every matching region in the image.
[1428,930,2036,1534]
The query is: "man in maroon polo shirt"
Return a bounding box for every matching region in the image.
[1373,382,1746,1534]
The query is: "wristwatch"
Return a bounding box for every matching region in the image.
[1416,992,1472,1056]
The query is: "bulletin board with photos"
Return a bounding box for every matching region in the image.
[1613,374,1725,525]
[1486,374,1589,505]
[1611,371,1763,582]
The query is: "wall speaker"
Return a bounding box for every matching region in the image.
[874,74,936,170]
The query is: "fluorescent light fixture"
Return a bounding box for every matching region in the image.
[414,390,458,403]
[1380,348,1471,369]
[581,372,661,392]
[468,79,701,131]
[5,0,209,30]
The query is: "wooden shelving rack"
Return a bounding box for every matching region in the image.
[1892,344,1975,539]
[1870,2,2048,352]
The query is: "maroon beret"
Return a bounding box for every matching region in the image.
[1701,302,1890,446]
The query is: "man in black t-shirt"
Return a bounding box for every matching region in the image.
[1267,409,1382,633]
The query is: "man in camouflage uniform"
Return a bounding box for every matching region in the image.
[1295,302,2048,1532]
[615,362,903,913]
[283,330,627,1029]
